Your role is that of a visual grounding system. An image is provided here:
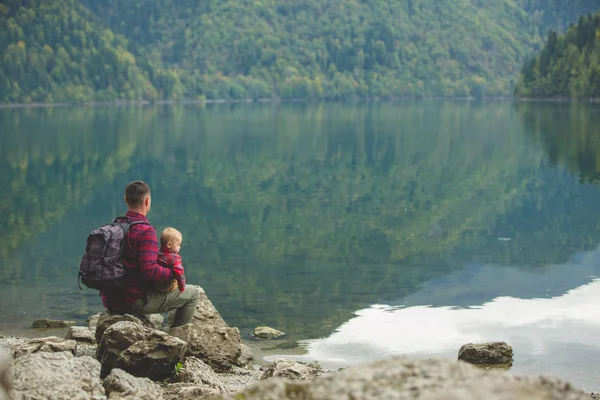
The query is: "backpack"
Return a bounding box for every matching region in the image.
[78,217,145,291]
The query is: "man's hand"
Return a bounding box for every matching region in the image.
[173,264,186,292]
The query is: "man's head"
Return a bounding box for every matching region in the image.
[124,180,151,215]
[161,227,183,253]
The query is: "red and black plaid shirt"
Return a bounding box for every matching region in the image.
[158,247,186,291]
[101,211,174,311]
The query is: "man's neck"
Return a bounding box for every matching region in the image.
[128,207,147,216]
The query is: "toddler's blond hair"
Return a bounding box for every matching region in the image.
[161,227,182,247]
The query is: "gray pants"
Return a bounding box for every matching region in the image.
[131,285,200,328]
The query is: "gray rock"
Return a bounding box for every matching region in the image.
[236,344,254,367]
[31,318,76,329]
[252,326,286,340]
[95,312,154,344]
[66,326,97,344]
[97,321,153,377]
[0,348,11,400]
[11,351,106,399]
[145,314,165,330]
[163,383,220,400]
[173,357,225,392]
[259,359,322,381]
[13,336,77,358]
[218,366,262,394]
[114,330,187,381]
[103,368,164,399]
[88,312,102,332]
[170,324,241,372]
[191,286,229,328]
[207,357,590,400]
[458,341,513,365]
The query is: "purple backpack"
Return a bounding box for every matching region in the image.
[78,217,145,291]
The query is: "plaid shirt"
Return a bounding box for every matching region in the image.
[158,247,186,291]
[101,211,174,311]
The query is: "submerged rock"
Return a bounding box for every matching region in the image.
[11,351,105,399]
[13,336,77,358]
[259,359,322,381]
[458,341,513,365]
[208,357,590,400]
[31,318,76,329]
[252,326,285,340]
[66,326,97,344]
[103,368,164,400]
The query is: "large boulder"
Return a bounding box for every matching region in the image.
[95,312,154,344]
[97,321,153,377]
[190,287,229,328]
[114,330,187,381]
[10,351,106,399]
[458,341,513,365]
[31,318,76,329]
[0,348,10,400]
[66,326,97,344]
[259,359,322,381]
[103,368,164,399]
[12,337,77,358]
[207,357,590,400]
[170,324,241,372]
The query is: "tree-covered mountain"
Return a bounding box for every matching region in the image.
[1,0,599,103]
[514,11,600,98]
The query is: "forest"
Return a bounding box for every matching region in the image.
[1,0,599,103]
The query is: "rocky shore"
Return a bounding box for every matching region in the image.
[0,286,597,399]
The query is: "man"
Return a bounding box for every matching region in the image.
[101,180,199,328]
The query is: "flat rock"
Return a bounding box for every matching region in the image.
[207,357,590,400]
[13,336,77,358]
[458,341,513,365]
[114,329,187,381]
[95,312,154,344]
[0,348,11,400]
[103,368,164,399]
[253,326,285,340]
[11,351,106,399]
[66,326,97,344]
[31,318,76,329]
[260,359,322,381]
[170,324,241,372]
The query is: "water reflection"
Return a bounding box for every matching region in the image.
[295,247,600,390]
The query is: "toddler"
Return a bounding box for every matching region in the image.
[154,227,186,293]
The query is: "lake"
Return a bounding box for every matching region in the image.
[2,100,600,390]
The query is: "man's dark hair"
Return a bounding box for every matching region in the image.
[125,180,151,207]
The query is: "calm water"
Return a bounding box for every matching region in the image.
[2,101,600,389]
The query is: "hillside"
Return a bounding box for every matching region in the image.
[1,0,600,103]
[514,12,600,98]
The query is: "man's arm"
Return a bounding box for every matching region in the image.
[138,227,174,283]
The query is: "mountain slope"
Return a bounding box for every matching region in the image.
[514,12,600,98]
[1,0,600,103]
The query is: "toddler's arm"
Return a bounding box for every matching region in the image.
[172,254,186,292]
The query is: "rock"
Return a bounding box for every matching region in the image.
[13,336,77,358]
[0,348,11,400]
[95,312,154,344]
[191,286,229,328]
[208,357,590,400]
[236,344,254,367]
[170,324,241,372]
[97,321,153,377]
[146,314,165,330]
[259,359,322,381]
[103,368,164,399]
[173,357,225,392]
[11,351,106,399]
[163,383,221,400]
[88,312,102,332]
[217,366,262,394]
[114,329,187,381]
[66,326,97,344]
[458,341,513,365]
[252,326,285,340]
[31,318,76,329]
